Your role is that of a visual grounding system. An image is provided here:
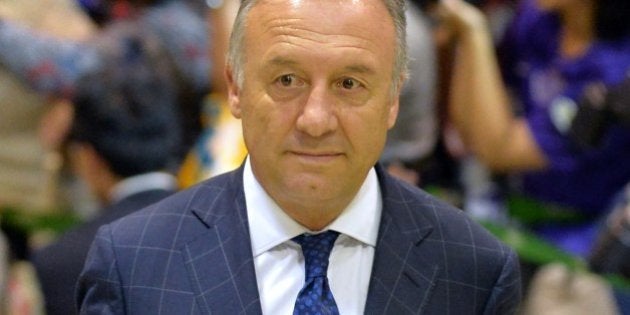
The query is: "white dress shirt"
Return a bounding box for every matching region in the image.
[243,158,382,315]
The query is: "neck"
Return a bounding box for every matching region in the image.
[558,1,595,58]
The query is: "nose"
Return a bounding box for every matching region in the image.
[296,84,338,137]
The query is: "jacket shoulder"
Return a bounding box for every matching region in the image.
[100,170,241,248]
[385,174,511,253]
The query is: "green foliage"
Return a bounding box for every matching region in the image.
[480,220,586,270]
[507,194,590,225]
[479,220,630,293]
[1,206,81,236]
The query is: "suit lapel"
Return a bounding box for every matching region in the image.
[182,167,262,314]
[178,164,440,314]
[365,165,439,314]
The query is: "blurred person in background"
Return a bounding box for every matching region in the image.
[30,22,182,315]
[0,0,95,217]
[0,2,94,314]
[441,0,630,258]
[380,0,439,186]
[177,0,249,186]
[0,0,210,167]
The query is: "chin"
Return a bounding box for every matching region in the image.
[284,173,339,197]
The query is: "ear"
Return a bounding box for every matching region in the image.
[387,94,401,130]
[68,143,114,203]
[71,143,113,180]
[225,64,242,119]
[71,143,102,172]
[387,76,404,129]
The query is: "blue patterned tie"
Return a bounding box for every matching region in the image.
[292,231,340,315]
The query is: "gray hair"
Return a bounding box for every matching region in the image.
[227,0,408,93]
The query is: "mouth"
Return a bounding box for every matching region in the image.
[288,151,344,163]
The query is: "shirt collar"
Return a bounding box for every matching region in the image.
[244,157,382,257]
[109,172,177,203]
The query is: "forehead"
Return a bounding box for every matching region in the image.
[247,0,394,33]
[243,0,397,68]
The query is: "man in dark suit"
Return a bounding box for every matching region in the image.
[77,0,522,314]
[32,24,181,315]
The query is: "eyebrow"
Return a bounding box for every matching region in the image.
[268,56,298,67]
[343,64,376,75]
[268,56,377,76]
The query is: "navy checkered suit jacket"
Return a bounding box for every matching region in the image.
[77,164,521,314]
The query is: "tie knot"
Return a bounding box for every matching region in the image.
[293,231,339,279]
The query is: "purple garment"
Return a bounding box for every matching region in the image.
[500,0,630,256]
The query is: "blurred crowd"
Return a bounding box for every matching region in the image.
[0,0,628,314]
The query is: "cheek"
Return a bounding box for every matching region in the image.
[240,110,270,149]
[342,108,390,153]
[240,98,297,149]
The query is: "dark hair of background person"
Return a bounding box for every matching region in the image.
[76,0,207,164]
[595,0,630,41]
[69,22,181,177]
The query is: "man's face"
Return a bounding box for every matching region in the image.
[228,0,400,211]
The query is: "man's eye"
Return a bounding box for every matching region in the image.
[279,74,295,86]
[340,78,359,89]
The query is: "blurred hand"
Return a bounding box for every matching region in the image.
[436,0,489,39]
[522,263,619,315]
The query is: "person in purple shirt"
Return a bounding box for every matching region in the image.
[440,0,630,257]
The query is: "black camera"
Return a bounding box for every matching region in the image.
[569,75,630,149]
